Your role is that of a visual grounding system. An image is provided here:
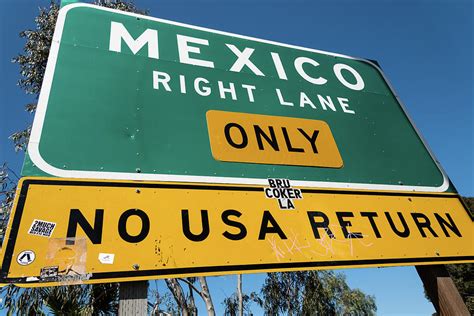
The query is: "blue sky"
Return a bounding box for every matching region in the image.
[0,0,472,315]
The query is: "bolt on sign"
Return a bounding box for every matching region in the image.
[1,3,472,286]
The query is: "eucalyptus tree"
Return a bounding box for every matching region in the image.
[222,289,262,316]
[261,271,377,315]
[166,277,215,316]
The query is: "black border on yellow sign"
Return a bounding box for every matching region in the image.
[1,178,473,284]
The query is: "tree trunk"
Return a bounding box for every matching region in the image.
[237,274,243,316]
[286,276,292,316]
[187,278,197,316]
[198,277,215,316]
[165,278,190,316]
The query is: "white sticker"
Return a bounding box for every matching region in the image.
[26,277,39,282]
[264,179,303,210]
[98,253,115,264]
[28,219,56,237]
[17,250,35,266]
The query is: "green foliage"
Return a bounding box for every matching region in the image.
[1,284,118,315]
[261,272,305,315]
[95,0,147,15]
[1,286,46,315]
[39,285,89,315]
[445,264,473,313]
[148,284,179,316]
[10,0,146,152]
[9,126,31,152]
[0,164,18,244]
[13,2,58,97]
[10,0,59,151]
[222,291,262,316]
[88,283,120,315]
[261,271,376,316]
[461,197,474,217]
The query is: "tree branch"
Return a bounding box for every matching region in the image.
[176,278,203,299]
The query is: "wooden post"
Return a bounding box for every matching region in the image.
[119,281,148,316]
[416,265,469,316]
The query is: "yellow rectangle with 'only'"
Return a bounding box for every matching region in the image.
[0,178,472,287]
[206,111,343,168]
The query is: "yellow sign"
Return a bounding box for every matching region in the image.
[0,177,472,286]
[206,110,343,168]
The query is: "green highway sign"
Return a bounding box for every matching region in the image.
[27,3,448,192]
[6,3,472,288]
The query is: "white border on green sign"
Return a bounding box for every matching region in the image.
[28,3,449,192]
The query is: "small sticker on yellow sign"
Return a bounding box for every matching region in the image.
[206,111,343,168]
